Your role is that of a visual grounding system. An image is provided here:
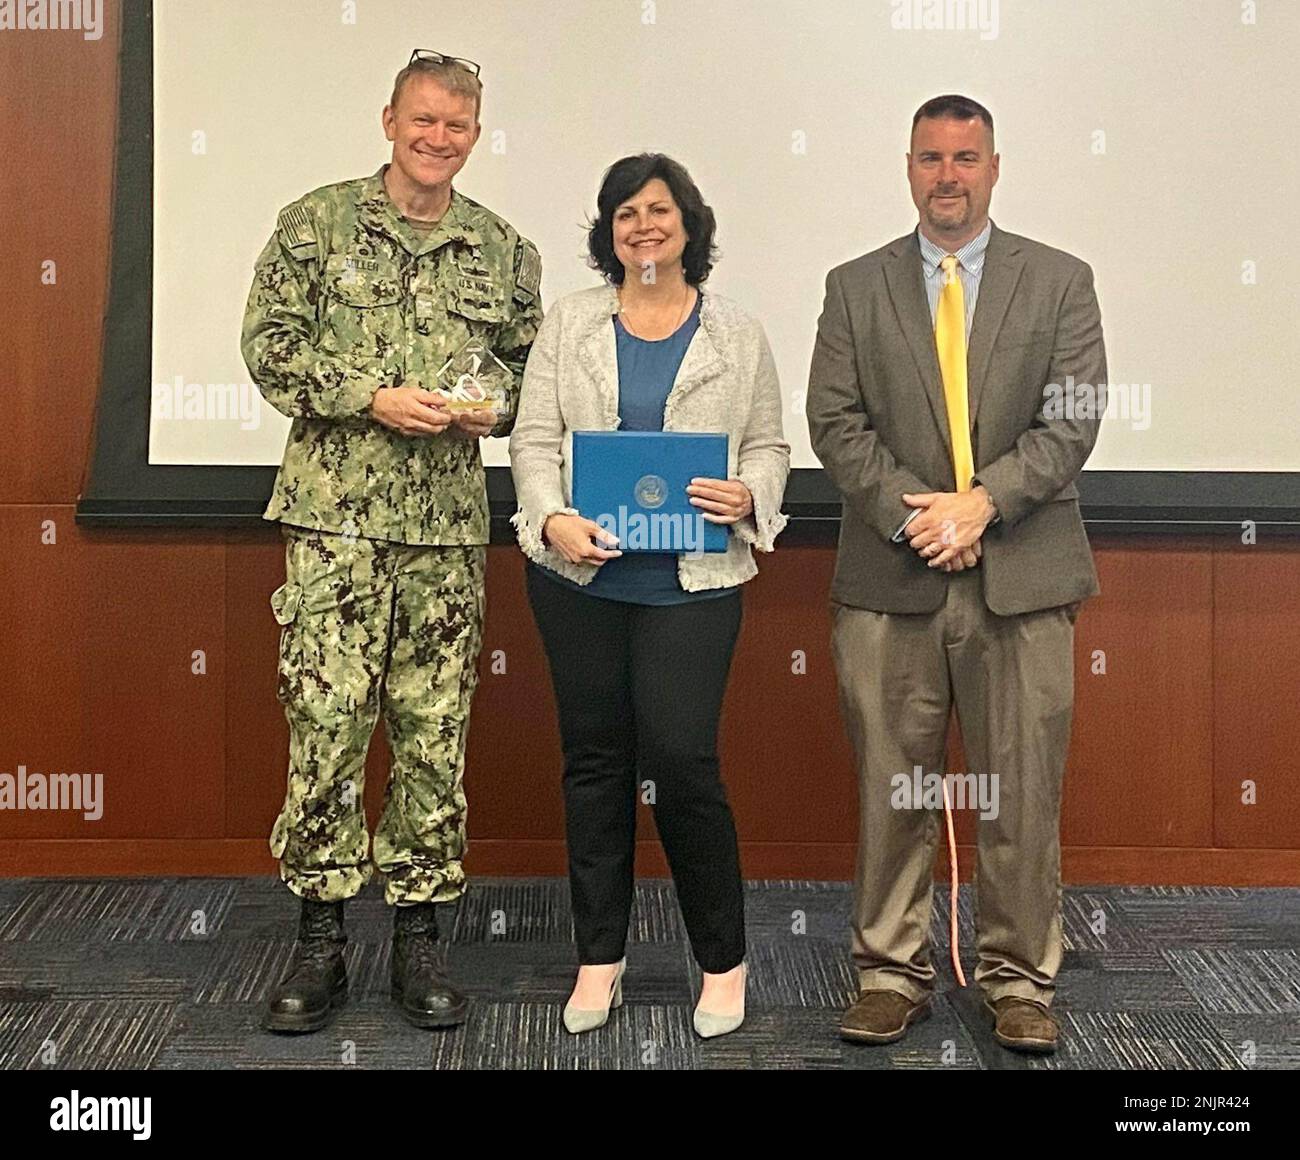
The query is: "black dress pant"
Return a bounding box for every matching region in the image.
[525,563,746,973]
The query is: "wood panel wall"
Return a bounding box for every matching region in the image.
[2,6,1296,886]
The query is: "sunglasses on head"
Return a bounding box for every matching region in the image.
[408,49,480,76]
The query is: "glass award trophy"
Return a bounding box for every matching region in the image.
[434,337,511,412]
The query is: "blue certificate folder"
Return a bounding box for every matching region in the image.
[571,431,730,554]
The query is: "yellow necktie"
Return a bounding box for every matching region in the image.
[935,255,974,492]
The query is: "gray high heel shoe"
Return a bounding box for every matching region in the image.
[563,958,627,1034]
[693,961,748,1039]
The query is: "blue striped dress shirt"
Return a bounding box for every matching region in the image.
[917,219,991,341]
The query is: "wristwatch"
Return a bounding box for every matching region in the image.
[890,507,922,543]
[971,477,1001,526]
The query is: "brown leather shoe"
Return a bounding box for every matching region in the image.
[986,996,1059,1054]
[840,989,931,1044]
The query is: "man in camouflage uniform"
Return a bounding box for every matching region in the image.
[241,52,542,1033]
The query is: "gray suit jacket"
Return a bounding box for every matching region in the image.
[806,222,1106,616]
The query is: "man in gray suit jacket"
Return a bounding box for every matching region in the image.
[807,95,1106,1054]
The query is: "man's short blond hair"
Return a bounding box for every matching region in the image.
[389,59,482,120]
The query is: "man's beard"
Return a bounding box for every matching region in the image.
[925,195,971,233]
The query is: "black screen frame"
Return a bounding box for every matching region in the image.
[78,0,1300,538]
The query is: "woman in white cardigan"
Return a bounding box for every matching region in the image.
[509,154,789,1038]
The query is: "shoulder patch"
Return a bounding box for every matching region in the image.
[513,237,541,303]
[276,204,317,256]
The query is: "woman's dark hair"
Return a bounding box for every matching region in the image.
[587,154,719,286]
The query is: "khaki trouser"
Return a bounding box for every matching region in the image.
[831,569,1078,1006]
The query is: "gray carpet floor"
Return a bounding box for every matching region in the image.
[0,878,1295,1070]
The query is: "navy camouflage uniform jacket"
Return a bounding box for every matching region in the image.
[241,165,543,546]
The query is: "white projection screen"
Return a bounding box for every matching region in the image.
[144,0,1298,481]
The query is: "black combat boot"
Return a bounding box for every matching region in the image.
[263,898,348,1033]
[391,902,468,1028]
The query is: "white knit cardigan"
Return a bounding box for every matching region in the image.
[508,284,790,590]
